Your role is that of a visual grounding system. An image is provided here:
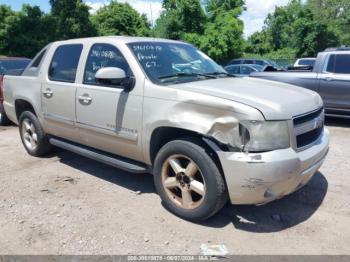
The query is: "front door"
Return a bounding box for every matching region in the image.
[41,44,83,141]
[319,54,350,113]
[76,43,144,161]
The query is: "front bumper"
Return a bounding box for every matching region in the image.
[217,128,330,205]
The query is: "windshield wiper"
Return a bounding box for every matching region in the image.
[207,71,236,77]
[158,72,217,80]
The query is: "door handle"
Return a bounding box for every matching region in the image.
[325,77,333,82]
[42,89,53,98]
[78,95,92,105]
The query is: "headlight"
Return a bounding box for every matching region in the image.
[236,120,290,152]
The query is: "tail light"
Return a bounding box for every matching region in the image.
[0,75,4,103]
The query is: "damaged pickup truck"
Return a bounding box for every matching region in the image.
[3,37,329,221]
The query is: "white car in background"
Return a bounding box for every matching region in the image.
[294,58,316,68]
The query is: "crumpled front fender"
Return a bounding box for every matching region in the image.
[142,86,265,164]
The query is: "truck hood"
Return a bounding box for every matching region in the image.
[172,77,323,120]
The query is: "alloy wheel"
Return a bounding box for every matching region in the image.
[21,118,38,151]
[161,154,206,209]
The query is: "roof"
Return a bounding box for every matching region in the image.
[297,57,316,60]
[225,64,263,67]
[231,58,268,61]
[324,46,350,52]
[52,36,186,45]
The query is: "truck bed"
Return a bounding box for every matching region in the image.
[250,71,319,93]
[3,75,41,124]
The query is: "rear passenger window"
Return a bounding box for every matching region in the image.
[230,60,241,65]
[84,43,132,86]
[334,54,350,74]
[326,55,335,72]
[31,49,46,68]
[244,60,254,64]
[49,44,83,83]
[255,60,265,66]
[241,66,254,75]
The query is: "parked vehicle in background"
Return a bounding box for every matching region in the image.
[0,57,31,125]
[224,64,263,76]
[294,58,316,68]
[0,57,30,75]
[3,37,329,221]
[251,47,350,118]
[285,65,314,72]
[227,58,279,69]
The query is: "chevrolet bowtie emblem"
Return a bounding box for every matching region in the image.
[314,116,324,129]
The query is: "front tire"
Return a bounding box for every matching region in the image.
[19,111,52,156]
[154,139,227,221]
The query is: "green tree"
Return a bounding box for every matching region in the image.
[0,5,14,27]
[207,0,244,19]
[307,0,350,46]
[0,5,16,54]
[199,8,244,63]
[154,0,245,62]
[264,0,303,51]
[245,31,272,55]
[155,0,206,39]
[91,1,150,37]
[247,0,340,58]
[49,0,96,39]
[0,5,56,57]
[291,8,339,57]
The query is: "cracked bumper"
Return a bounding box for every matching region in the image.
[217,128,330,205]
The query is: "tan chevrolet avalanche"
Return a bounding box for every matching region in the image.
[3,37,329,221]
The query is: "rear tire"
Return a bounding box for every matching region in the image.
[153,139,227,221]
[0,104,10,126]
[19,111,52,156]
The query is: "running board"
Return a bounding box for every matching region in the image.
[49,138,150,174]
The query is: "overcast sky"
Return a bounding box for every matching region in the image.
[0,0,292,38]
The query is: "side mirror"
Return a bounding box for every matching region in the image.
[95,67,134,90]
[95,67,126,80]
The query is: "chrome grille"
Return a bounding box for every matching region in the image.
[293,107,324,149]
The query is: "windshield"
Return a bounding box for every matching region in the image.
[266,60,279,68]
[0,59,30,75]
[128,42,227,84]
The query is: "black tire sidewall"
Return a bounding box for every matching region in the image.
[19,111,50,156]
[154,139,227,221]
[0,103,10,126]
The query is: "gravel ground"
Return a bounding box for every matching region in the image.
[0,118,349,255]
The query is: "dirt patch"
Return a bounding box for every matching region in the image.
[0,118,349,254]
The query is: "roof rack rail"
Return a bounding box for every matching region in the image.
[324,46,350,51]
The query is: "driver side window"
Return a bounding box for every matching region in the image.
[84,43,132,85]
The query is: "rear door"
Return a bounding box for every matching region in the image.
[41,44,83,141]
[75,43,144,161]
[319,54,350,113]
